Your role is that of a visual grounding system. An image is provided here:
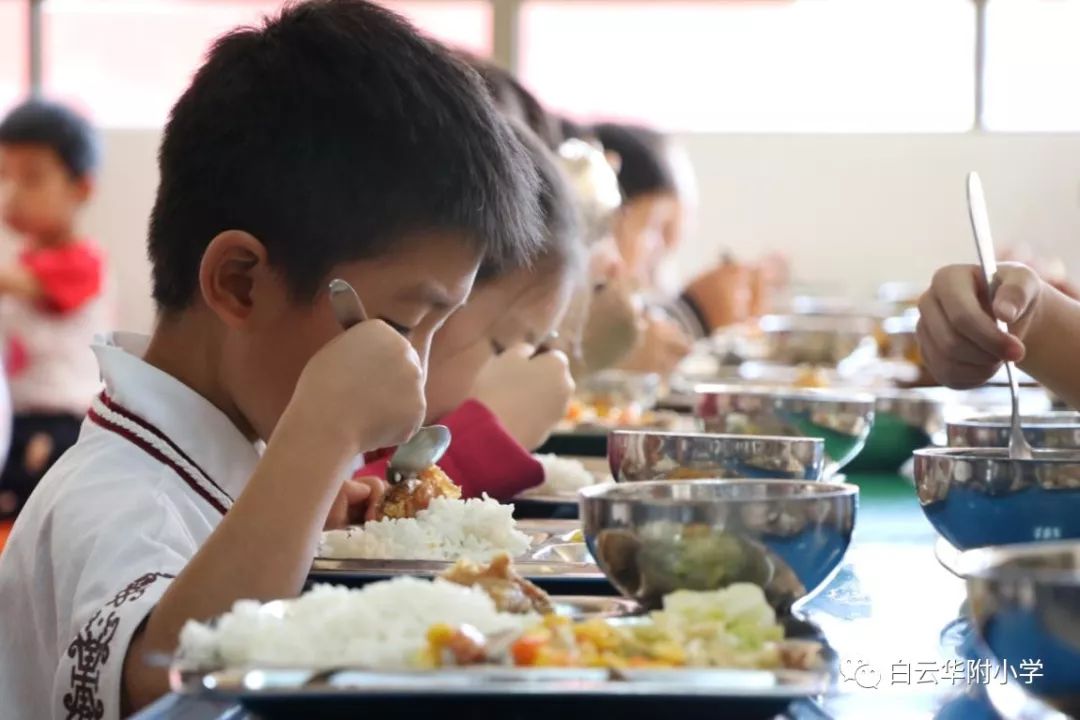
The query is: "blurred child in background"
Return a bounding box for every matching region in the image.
[555,135,641,376]
[0,100,105,519]
[347,61,580,504]
[353,122,579,503]
[590,122,695,374]
[593,122,786,357]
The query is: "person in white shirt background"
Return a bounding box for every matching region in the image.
[0,100,105,520]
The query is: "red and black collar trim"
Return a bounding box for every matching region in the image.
[87,391,233,516]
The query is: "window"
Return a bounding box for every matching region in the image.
[519,0,976,132]
[0,2,28,112]
[983,0,1080,131]
[384,1,493,58]
[41,0,491,127]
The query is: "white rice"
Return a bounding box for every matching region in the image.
[533,454,600,494]
[178,577,534,670]
[319,496,530,561]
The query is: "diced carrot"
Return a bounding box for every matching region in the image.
[511,635,546,666]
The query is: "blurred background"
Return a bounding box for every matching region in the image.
[3,0,1080,332]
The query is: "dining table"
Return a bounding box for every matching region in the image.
[134,472,1022,720]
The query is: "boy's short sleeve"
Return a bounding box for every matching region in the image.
[50,482,196,720]
[21,242,103,314]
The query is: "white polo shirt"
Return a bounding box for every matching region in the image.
[0,332,261,720]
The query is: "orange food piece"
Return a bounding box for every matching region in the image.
[565,400,585,422]
[377,464,461,520]
[793,366,828,389]
[511,634,547,666]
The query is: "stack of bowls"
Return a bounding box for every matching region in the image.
[579,479,858,614]
[917,411,1080,716]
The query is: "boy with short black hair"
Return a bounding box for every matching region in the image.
[0,2,541,718]
[0,99,106,519]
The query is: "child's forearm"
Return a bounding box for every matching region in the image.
[1018,285,1080,409]
[122,404,357,711]
[0,266,40,299]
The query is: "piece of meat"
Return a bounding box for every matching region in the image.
[377,465,461,520]
[441,553,554,615]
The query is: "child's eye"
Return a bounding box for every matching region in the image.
[379,317,413,337]
[490,339,505,355]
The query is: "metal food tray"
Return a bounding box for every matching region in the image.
[171,604,835,717]
[173,665,829,700]
[513,489,580,507]
[310,519,609,591]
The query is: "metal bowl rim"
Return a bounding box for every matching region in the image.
[691,383,876,405]
[956,540,1080,585]
[579,478,859,503]
[606,429,827,446]
[871,388,947,404]
[947,411,1080,429]
[914,446,1080,465]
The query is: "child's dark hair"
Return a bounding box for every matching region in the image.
[459,53,562,151]
[593,123,675,202]
[148,0,541,313]
[0,99,99,179]
[478,122,581,284]
[558,117,593,143]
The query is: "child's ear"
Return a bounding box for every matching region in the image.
[73,176,94,203]
[604,150,622,176]
[199,230,268,328]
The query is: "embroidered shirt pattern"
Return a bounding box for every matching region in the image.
[62,572,175,720]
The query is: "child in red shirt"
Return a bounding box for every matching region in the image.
[0,100,105,519]
[356,123,581,501]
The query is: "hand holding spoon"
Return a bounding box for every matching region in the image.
[327,279,451,483]
[966,172,1034,460]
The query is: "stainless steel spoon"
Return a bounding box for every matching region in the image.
[327,279,452,483]
[966,172,1034,460]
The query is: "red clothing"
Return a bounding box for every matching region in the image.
[358,400,544,501]
[22,242,102,315]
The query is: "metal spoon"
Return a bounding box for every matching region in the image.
[386,424,451,485]
[327,279,452,483]
[966,172,1034,460]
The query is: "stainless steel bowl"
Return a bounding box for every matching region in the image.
[947,412,1080,450]
[960,541,1080,715]
[607,429,825,483]
[758,314,879,366]
[695,384,875,476]
[579,479,858,612]
[849,389,946,472]
[913,447,1080,549]
[875,388,946,437]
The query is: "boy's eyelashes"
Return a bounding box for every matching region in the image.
[378,317,412,336]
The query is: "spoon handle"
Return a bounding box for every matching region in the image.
[967,173,1001,313]
[966,172,1033,460]
[329,279,368,330]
